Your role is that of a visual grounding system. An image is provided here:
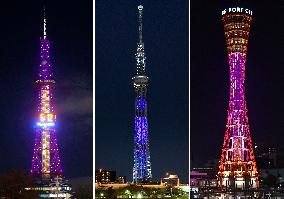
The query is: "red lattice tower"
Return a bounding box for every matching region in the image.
[218,7,259,189]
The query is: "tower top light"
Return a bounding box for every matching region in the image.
[138,5,143,44]
[43,6,47,39]
[221,7,253,16]
[133,5,148,83]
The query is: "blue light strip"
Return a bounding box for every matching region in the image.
[133,107,152,181]
[136,96,147,111]
[37,122,55,128]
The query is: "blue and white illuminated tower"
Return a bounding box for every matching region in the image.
[132,5,152,183]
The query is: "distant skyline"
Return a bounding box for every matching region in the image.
[191,0,284,167]
[96,0,189,182]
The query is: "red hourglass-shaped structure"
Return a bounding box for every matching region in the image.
[31,11,62,178]
[218,7,259,189]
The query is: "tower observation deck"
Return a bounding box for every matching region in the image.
[132,5,152,183]
[218,6,259,189]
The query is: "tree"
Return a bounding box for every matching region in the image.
[105,187,117,199]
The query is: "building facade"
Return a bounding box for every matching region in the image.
[95,169,116,183]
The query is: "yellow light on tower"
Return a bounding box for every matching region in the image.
[40,113,46,122]
[47,113,54,122]
[41,89,51,113]
[42,130,50,176]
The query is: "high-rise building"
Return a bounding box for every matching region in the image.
[31,10,62,179]
[95,169,116,183]
[132,5,152,183]
[218,6,259,189]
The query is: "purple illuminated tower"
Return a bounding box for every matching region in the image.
[218,7,259,189]
[31,10,62,178]
[132,5,152,183]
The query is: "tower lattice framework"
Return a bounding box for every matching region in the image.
[218,7,259,189]
[132,5,152,183]
[31,11,62,178]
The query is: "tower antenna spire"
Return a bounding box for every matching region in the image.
[138,5,143,43]
[43,6,47,39]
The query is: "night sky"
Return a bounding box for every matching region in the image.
[95,1,189,182]
[191,1,284,167]
[0,1,92,178]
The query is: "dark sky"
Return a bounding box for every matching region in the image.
[191,1,284,167]
[0,1,92,178]
[95,1,189,182]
